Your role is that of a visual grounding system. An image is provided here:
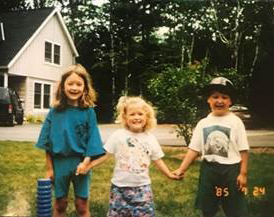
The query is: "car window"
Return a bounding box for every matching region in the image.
[0,88,11,103]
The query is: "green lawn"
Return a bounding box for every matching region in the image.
[0,141,273,217]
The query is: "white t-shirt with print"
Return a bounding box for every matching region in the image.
[189,112,249,164]
[104,128,164,187]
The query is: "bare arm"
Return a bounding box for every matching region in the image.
[76,156,91,175]
[237,150,249,191]
[88,152,111,169]
[153,159,182,180]
[76,152,112,175]
[45,151,54,180]
[173,148,200,176]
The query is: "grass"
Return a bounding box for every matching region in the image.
[0,142,273,217]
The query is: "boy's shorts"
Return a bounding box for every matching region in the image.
[195,160,248,217]
[52,156,91,199]
[108,184,155,217]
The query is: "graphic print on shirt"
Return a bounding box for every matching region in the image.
[75,122,89,145]
[203,125,230,157]
[117,137,151,174]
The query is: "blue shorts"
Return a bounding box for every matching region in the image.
[52,156,91,199]
[108,184,155,217]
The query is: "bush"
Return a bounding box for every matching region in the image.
[147,61,210,144]
[25,115,45,124]
[147,61,248,145]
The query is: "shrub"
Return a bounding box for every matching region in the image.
[147,61,210,145]
[147,60,247,145]
[25,115,45,124]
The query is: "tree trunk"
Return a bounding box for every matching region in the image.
[110,0,116,119]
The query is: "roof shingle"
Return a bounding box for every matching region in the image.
[0,8,54,67]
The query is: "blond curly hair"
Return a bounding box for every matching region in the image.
[52,64,97,110]
[115,96,157,132]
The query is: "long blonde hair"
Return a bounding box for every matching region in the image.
[116,96,157,132]
[52,64,97,110]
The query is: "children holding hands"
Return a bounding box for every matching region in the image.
[36,66,248,217]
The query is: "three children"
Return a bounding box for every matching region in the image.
[36,65,248,217]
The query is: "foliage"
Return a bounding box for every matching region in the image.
[147,60,248,145]
[0,0,29,12]
[2,0,274,121]
[25,115,45,124]
[147,60,211,145]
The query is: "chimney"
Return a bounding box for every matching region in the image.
[0,22,5,41]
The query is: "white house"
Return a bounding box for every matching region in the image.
[0,8,78,117]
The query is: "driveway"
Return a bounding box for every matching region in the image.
[0,124,183,145]
[0,123,274,147]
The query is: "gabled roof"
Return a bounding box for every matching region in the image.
[0,8,78,68]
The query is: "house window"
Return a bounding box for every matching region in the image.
[43,84,50,108]
[45,42,52,63]
[54,44,60,64]
[34,82,51,109]
[44,41,61,65]
[34,83,42,109]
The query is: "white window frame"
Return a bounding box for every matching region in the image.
[44,40,62,66]
[33,81,52,112]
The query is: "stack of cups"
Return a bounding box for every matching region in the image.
[37,178,52,217]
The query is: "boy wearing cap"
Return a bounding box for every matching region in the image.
[174,77,249,217]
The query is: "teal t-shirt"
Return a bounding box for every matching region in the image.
[36,107,105,157]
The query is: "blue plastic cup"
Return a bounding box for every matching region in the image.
[37,213,51,217]
[37,178,52,216]
[37,208,51,216]
[37,185,51,191]
[37,198,51,205]
[37,207,51,213]
[37,194,52,201]
[37,188,51,195]
[37,203,51,209]
[37,178,51,187]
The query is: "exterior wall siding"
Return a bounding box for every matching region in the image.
[7,13,76,117]
[25,77,58,116]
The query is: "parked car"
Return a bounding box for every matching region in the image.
[0,87,24,126]
[230,104,251,126]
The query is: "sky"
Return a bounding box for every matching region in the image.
[93,0,108,6]
[25,0,108,7]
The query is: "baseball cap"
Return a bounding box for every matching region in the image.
[204,77,235,100]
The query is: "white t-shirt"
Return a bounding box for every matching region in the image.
[104,128,164,187]
[189,112,249,164]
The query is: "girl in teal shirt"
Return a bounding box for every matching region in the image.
[36,64,105,217]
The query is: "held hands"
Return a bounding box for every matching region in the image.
[167,168,184,180]
[173,168,185,178]
[172,168,185,177]
[168,172,183,180]
[75,162,90,176]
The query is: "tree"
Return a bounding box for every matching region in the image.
[9,0,274,123]
[147,58,248,145]
[0,0,29,12]
[147,60,210,145]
